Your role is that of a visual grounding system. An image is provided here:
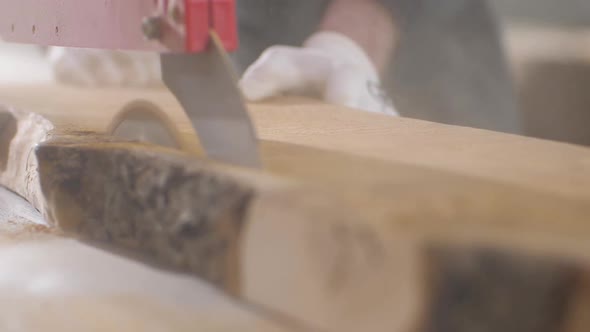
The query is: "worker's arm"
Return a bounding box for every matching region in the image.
[239,0,399,115]
[48,1,401,115]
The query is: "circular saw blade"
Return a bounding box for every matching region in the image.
[107,100,183,150]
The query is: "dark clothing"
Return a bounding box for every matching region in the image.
[233,1,329,71]
[234,0,522,134]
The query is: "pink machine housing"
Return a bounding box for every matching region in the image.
[0,0,238,53]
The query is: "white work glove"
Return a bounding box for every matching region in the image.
[47,47,162,88]
[240,32,398,116]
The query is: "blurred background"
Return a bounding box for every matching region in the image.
[0,1,589,146]
[494,0,590,146]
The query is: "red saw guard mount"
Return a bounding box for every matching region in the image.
[185,0,238,52]
[0,0,238,53]
[0,0,261,168]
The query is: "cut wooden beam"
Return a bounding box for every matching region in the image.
[0,84,588,201]
[2,85,590,332]
[0,188,292,332]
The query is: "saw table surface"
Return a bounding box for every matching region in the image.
[1,83,590,332]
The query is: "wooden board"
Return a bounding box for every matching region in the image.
[2,84,590,332]
[0,188,292,332]
[0,84,588,200]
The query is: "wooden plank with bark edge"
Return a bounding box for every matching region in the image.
[0,190,295,332]
[2,85,590,332]
[2,105,420,332]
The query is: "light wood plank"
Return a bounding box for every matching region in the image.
[2,84,590,332]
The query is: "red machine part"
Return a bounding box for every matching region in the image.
[0,0,238,53]
[185,0,238,52]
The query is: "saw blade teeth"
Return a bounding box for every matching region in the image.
[108,100,183,150]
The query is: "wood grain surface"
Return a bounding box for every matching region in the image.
[0,84,588,200]
[1,84,590,332]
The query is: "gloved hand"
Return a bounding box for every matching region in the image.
[239,31,398,116]
[47,47,162,88]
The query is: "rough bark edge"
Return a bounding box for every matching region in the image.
[420,244,585,332]
[0,107,53,217]
[35,137,284,296]
[0,112,17,172]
